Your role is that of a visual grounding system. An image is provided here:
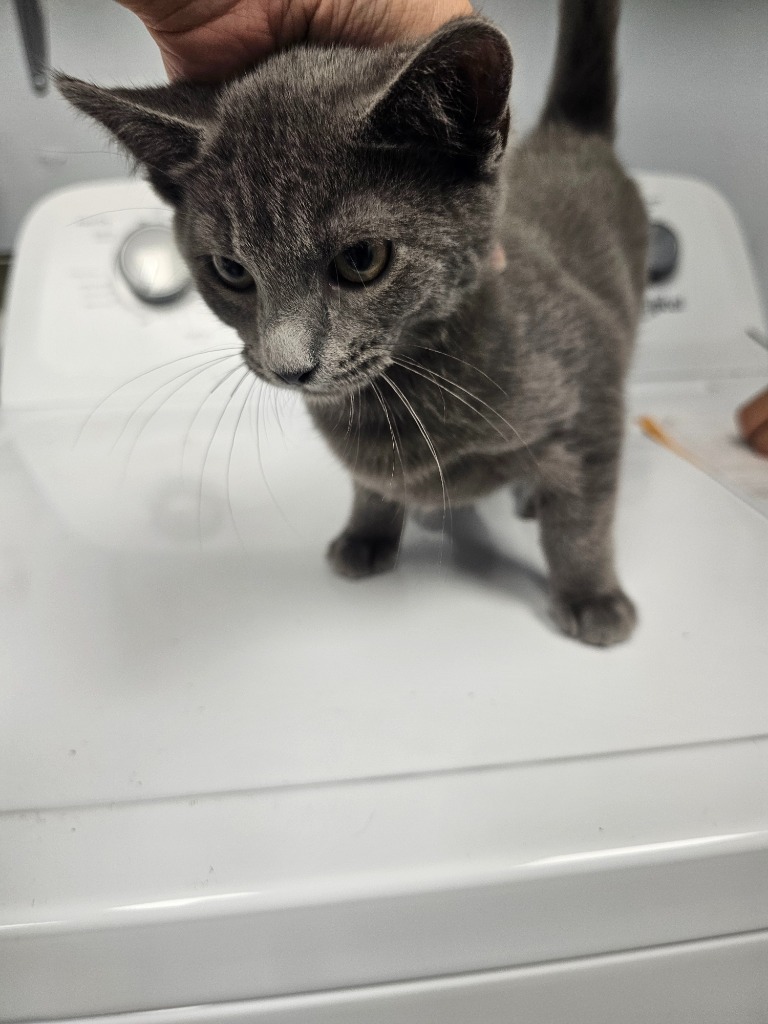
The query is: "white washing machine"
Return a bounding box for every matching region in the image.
[0,174,767,1023]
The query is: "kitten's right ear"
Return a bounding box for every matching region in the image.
[56,75,218,203]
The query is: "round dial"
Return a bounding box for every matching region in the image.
[647,222,679,285]
[118,225,191,304]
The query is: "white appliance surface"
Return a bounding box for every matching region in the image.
[0,177,767,1023]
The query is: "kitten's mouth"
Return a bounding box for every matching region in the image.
[306,354,394,402]
[241,349,392,401]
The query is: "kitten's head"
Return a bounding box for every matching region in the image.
[58,18,512,400]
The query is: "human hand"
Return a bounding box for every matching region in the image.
[738,387,768,457]
[118,0,474,81]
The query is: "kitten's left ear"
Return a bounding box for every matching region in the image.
[56,75,219,203]
[365,18,513,175]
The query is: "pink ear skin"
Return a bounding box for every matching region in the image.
[490,243,507,273]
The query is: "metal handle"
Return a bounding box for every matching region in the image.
[13,0,49,95]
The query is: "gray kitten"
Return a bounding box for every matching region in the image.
[59,0,647,646]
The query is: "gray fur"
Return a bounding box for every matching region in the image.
[58,0,647,646]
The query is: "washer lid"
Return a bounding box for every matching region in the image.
[1,397,767,1020]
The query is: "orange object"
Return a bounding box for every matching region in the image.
[737,387,768,457]
[636,416,695,462]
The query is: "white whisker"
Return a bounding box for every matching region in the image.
[411,344,509,397]
[382,372,450,561]
[225,373,258,550]
[75,346,240,446]
[393,357,507,442]
[197,368,251,545]
[182,361,246,475]
[113,353,238,458]
[395,355,545,478]
[371,380,403,486]
[252,376,299,536]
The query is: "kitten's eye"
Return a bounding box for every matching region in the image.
[211,255,254,291]
[331,240,391,286]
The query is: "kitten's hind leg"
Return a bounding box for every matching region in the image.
[328,483,405,580]
[537,444,636,647]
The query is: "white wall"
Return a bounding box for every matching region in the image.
[485,0,768,310]
[1,0,767,308]
[0,0,163,249]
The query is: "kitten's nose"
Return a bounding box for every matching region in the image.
[274,363,318,387]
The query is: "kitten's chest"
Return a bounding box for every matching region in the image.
[308,375,532,509]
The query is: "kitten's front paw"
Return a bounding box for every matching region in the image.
[327,532,399,580]
[552,590,637,647]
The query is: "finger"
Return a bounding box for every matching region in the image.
[737,387,768,441]
[308,0,474,49]
[746,418,768,457]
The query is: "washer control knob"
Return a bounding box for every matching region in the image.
[647,222,679,285]
[118,225,191,304]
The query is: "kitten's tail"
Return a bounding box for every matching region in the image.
[540,0,620,139]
